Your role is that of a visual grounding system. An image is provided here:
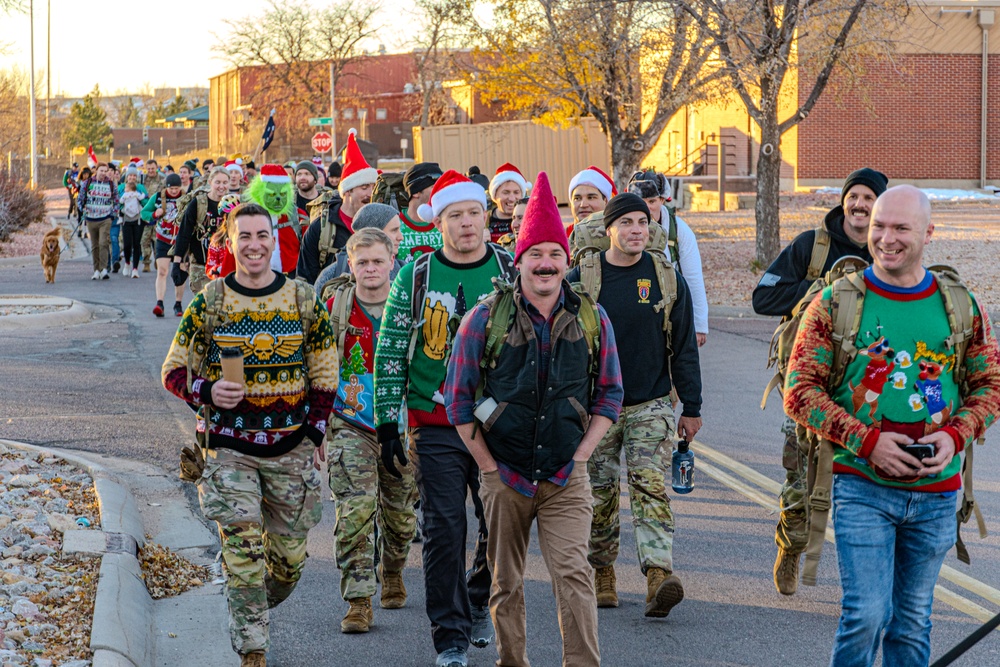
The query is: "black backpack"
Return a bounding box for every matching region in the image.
[371,172,408,211]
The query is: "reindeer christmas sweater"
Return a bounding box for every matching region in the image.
[161,273,338,457]
[784,267,1000,491]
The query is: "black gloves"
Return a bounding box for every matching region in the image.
[376,424,407,479]
[171,262,189,286]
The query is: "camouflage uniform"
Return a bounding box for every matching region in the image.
[140,173,163,268]
[776,415,810,553]
[589,397,676,574]
[198,442,323,654]
[189,263,210,295]
[496,232,516,256]
[327,415,418,600]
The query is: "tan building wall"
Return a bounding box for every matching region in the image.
[414,118,610,204]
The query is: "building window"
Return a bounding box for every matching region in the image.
[342,108,354,120]
[375,108,388,120]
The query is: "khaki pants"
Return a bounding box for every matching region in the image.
[86,218,112,272]
[480,465,599,667]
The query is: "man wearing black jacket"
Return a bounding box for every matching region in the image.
[567,192,703,620]
[751,167,887,596]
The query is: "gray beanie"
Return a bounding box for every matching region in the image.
[295,160,318,180]
[352,203,400,231]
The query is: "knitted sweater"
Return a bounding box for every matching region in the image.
[161,273,338,457]
[374,246,510,434]
[785,268,1000,491]
[397,208,442,263]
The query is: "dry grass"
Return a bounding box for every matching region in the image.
[687,195,1000,311]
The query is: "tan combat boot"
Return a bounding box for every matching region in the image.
[380,569,407,609]
[644,568,684,618]
[594,565,618,608]
[773,548,800,596]
[240,652,266,667]
[341,597,374,633]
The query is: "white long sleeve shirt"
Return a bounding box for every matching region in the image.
[661,212,709,335]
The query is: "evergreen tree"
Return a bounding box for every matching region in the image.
[113,95,142,128]
[341,341,367,380]
[165,94,190,116]
[64,85,113,152]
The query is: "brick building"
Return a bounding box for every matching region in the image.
[209,52,503,162]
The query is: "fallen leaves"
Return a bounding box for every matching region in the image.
[138,541,211,600]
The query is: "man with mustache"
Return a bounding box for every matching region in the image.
[446,172,622,666]
[297,132,378,284]
[752,167,887,595]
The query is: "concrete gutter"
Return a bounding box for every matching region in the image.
[0,295,93,329]
[0,440,156,667]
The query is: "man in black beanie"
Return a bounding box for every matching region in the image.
[751,166,887,597]
[327,161,343,189]
[398,162,444,263]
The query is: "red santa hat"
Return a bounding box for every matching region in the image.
[130,157,144,168]
[338,131,378,195]
[489,163,531,199]
[568,166,617,202]
[417,169,488,222]
[258,163,290,183]
[515,171,569,264]
[224,160,243,175]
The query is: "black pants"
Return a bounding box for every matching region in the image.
[122,220,143,268]
[410,426,493,653]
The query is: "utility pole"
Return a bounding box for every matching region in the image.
[45,0,50,151]
[329,61,337,163]
[29,0,39,188]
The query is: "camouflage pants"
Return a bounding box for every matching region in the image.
[198,443,323,655]
[140,225,155,267]
[327,416,418,600]
[588,397,676,574]
[776,415,810,553]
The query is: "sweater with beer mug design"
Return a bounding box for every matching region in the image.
[374,246,508,433]
[785,267,1000,491]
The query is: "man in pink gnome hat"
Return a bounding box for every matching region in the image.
[445,172,624,667]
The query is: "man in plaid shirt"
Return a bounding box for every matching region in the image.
[445,172,622,667]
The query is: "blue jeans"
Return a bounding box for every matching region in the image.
[830,474,956,667]
[108,218,121,270]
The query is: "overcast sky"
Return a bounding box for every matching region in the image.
[0,0,404,98]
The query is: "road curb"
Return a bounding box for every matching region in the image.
[0,439,155,667]
[0,295,93,329]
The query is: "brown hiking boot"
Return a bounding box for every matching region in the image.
[142,261,150,273]
[341,597,373,633]
[240,652,266,667]
[380,569,407,609]
[773,548,800,596]
[594,565,618,608]
[644,568,684,618]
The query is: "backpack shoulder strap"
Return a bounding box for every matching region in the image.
[315,193,337,268]
[409,251,434,327]
[666,207,679,264]
[650,252,678,340]
[828,270,867,388]
[488,243,516,282]
[569,283,602,379]
[806,227,831,282]
[571,220,603,266]
[327,278,357,356]
[577,250,602,302]
[187,278,227,395]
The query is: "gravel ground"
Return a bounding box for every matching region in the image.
[685,194,1000,311]
[0,443,100,667]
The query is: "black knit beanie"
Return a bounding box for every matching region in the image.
[842,168,888,204]
[404,162,443,197]
[603,193,650,229]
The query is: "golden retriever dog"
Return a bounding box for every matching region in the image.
[40,228,62,283]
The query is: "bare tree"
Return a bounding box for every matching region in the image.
[469,0,723,189]
[0,68,30,156]
[407,0,470,127]
[677,0,908,264]
[215,0,381,139]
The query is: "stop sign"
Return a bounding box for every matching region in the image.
[311,132,333,153]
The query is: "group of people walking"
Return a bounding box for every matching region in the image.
[151,133,1000,667]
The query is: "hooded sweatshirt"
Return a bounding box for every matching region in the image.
[751,206,873,318]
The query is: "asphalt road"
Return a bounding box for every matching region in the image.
[3,207,1000,666]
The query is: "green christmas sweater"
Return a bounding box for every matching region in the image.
[397,208,442,263]
[374,247,509,433]
[785,267,1000,491]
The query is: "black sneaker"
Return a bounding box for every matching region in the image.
[153,301,164,318]
[173,301,183,317]
[469,605,493,648]
[113,261,120,273]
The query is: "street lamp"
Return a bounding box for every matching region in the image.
[28,0,38,187]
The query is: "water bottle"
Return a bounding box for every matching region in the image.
[672,440,694,494]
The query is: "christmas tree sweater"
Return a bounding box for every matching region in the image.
[162,273,338,457]
[374,247,509,436]
[785,267,1000,491]
[327,294,382,433]
[397,208,442,263]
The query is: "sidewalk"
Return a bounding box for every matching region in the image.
[1,439,237,667]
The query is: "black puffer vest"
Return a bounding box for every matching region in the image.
[481,282,592,480]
